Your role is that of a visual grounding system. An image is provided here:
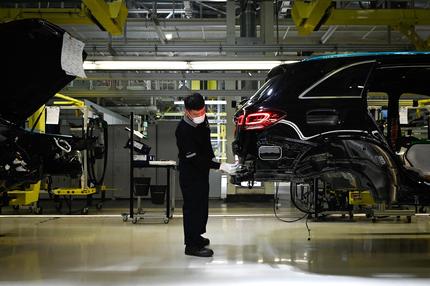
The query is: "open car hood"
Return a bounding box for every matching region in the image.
[0,19,86,124]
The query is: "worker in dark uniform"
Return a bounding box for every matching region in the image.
[175,93,235,257]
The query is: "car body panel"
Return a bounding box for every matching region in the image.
[0,19,89,193]
[0,19,78,124]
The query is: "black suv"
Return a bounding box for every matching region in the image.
[232,52,430,205]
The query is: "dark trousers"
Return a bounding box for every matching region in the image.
[179,171,209,247]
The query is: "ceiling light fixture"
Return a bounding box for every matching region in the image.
[83,60,297,71]
[174,100,227,105]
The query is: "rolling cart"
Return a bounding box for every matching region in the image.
[122,112,176,224]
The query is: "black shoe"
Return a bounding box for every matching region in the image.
[199,236,210,247]
[185,246,214,257]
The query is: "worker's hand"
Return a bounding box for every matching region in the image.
[219,163,238,174]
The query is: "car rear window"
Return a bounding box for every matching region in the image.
[247,74,283,104]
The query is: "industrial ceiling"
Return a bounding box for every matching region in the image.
[1,0,430,112]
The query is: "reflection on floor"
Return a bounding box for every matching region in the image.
[0,211,430,285]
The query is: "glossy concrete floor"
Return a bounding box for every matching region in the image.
[1,209,430,285]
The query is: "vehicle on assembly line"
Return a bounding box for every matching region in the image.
[0,19,107,194]
[232,52,430,209]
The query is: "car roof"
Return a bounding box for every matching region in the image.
[303,51,430,62]
[268,51,430,80]
[265,51,430,99]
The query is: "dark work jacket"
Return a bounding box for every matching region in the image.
[175,115,220,181]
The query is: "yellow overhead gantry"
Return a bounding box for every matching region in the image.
[291,0,430,50]
[0,0,128,36]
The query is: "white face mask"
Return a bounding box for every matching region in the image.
[192,114,205,124]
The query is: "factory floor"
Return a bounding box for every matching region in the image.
[0,201,430,285]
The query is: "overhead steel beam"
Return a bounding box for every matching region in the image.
[69,16,424,34]
[128,9,186,14]
[106,106,159,114]
[62,89,256,98]
[82,71,267,81]
[126,18,295,26]
[84,42,412,53]
[193,0,226,15]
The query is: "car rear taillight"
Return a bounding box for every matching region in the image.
[238,111,285,130]
[236,115,244,125]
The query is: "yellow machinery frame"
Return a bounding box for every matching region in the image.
[7,106,45,213]
[291,0,430,50]
[50,93,97,199]
[348,190,375,206]
[7,93,109,214]
[0,0,128,36]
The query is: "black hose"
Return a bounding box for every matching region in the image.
[273,181,312,240]
[87,118,108,186]
[273,182,308,222]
